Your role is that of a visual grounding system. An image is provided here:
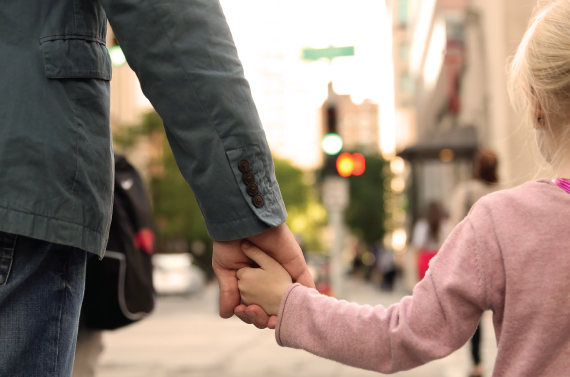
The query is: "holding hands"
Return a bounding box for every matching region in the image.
[237,242,293,316]
[213,223,313,328]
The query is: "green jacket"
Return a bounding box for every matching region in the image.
[0,0,286,257]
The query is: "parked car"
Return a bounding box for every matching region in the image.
[152,253,205,296]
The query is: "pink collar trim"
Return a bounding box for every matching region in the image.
[552,179,570,195]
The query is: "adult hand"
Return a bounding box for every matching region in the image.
[212,239,252,319]
[213,223,314,328]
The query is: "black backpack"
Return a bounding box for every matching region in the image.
[81,154,155,330]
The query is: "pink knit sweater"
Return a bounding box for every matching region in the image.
[275,179,570,376]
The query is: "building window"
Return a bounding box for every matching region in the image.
[397,0,409,27]
[400,71,414,93]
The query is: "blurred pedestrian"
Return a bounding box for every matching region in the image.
[374,243,396,291]
[233,2,570,375]
[411,201,451,280]
[450,149,502,226]
[450,148,502,377]
[0,1,312,375]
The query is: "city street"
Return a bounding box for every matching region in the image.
[97,278,498,377]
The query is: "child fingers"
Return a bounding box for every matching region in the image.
[236,267,253,280]
[240,241,281,271]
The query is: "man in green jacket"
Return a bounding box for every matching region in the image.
[0,1,313,375]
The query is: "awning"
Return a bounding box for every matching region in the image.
[398,126,478,160]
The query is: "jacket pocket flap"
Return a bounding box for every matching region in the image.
[40,36,112,80]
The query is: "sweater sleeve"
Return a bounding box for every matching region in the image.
[275,216,488,374]
[99,0,286,241]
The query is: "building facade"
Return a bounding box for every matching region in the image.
[394,0,546,224]
[321,83,381,155]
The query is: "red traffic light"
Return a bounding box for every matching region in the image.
[352,153,365,176]
[336,153,365,177]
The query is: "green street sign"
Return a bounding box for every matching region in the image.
[301,45,355,62]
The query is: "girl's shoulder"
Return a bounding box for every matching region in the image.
[470,179,567,225]
[478,179,559,204]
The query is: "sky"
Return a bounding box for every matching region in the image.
[220,0,394,168]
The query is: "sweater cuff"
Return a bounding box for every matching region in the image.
[275,283,306,347]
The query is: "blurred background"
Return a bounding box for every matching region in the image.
[94,0,544,376]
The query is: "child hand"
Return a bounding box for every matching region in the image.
[237,241,293,316]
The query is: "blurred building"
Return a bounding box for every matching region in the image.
[391,0,417,152]
[322,83,380,154]
[394,0,544,223]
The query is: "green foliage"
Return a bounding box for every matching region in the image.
[112,111,163,150]
[150,140,210,244]
[113,111,211,256]
[345,154,389,247]
[273,158,326,252]
[273,158,310,209]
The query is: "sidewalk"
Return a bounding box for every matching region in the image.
[97,278,497,377]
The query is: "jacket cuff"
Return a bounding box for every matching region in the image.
[206,145,286,241]
[204,201,285,241]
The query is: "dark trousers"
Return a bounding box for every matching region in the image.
[0,232,87,377]
[471,322,482,365]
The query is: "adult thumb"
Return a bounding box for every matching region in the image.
[241,241,279,270]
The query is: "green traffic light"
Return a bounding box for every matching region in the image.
[321,133,343,155]
[109,45,126,67]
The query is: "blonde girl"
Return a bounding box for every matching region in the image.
[236,1,570,376]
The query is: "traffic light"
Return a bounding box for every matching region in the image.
[321,105,343,155]
[351,153,365,176]
[336,153,366,177]
[320,102,366,178]
[336,153,353,177]
[326,105,337,134]
[321,133,343,155]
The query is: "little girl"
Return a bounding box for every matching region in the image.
[236,1,570,376]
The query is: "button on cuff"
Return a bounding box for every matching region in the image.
[243,172,255,185]
[246,182,259,196]
[252,194,264,208]
[238,159,251,173]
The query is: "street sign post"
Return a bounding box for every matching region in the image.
[312,45,355,298]
[323,176,349,210]
[323,177,349,299]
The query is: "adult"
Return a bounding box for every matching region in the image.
[449,148,502,377]
[450,149,502,226]
[0,1,313,376]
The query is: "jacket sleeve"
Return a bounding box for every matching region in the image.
[99,0,287,241]
[275,208,492,373]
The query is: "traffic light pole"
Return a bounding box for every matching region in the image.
[322,176,349,299]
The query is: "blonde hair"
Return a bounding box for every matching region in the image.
[508,0,570,168]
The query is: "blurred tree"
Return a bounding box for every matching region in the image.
[345,154,390,247]
[113,111,213,277]
[274,158,326,252]
[273,158,310,209]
